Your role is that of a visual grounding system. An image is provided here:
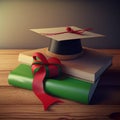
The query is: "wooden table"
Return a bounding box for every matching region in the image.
[0,49,120,120]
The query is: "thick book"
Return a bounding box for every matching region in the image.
[18,48,112,83]
[8,64,99,104]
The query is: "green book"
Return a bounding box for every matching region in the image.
[8,64,99,104]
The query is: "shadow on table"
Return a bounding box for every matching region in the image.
[90,69,120,105]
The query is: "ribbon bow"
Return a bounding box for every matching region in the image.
[32,52,63,110]
[44,26,92,36]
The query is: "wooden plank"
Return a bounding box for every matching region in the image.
[0,49,120,55]
[0,105,119,120]
[93,49,120,55]
[1,68,120,86]
[0,49,26,70]
[110,55,120,70]
[0,49,120,71]
[0,55,19,70]
[0,86,41,105]
[0,86,81,105]
[0,85,119,105]
[0,49,119,58]
[0,49,26,55]
[0,54,120,71]
[0,71,10,86]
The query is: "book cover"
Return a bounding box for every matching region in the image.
[18,48,112,83]
[8,64,99,104]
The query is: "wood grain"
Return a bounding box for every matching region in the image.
[0,86,119,105]
[0,69,120,87]
[0,105,119,120]
[0,49,120,120]
[0,49,120,70]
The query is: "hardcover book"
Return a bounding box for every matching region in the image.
[18,48,112,83]
[8,64,99,104]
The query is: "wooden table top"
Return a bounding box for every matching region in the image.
[0,49,120,120]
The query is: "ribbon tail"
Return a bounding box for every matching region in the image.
[40,93,63,110]
[32,66,63,110]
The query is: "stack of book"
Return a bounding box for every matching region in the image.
[8,47,112,104]
[8,26,112,106]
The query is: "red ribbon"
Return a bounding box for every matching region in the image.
[44,26,92,36]
[32,52,63,110]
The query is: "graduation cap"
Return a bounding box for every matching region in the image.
[30,26,104,60]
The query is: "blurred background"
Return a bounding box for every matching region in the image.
[0,0,120,49]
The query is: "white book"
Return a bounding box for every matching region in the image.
[18,47,112,83]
